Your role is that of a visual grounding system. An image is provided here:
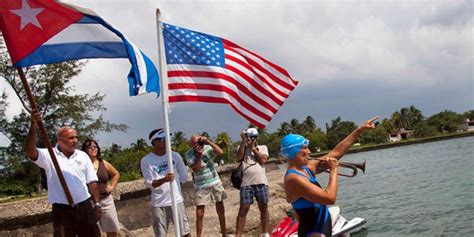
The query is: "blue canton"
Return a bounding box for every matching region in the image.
[163,23,225,67]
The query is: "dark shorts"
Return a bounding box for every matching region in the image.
[52,199,100,237]
[240,184,269,205]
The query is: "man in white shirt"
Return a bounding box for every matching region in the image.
[140,128,191,237]
[25,111,101,237]
[235,128,270,237]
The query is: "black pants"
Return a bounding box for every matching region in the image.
[52,200,100,237]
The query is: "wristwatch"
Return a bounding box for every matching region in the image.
[94,202,102,208]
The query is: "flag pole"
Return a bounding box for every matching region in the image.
[16,67,74,205]
[156,9,181,237]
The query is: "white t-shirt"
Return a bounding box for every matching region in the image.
[34,147,98,205]
[240,145,269,186]
[140,151,189,207]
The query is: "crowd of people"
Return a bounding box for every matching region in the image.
[25,110,377,237]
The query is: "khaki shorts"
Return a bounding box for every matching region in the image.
[151,202,191,236]
[195,183,228,206]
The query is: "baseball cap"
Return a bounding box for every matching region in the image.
[246,128,259,137]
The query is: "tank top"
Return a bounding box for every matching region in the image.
[96,160,110,198]
[285,166,332,237]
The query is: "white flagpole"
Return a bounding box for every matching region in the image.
[156,9,181,237]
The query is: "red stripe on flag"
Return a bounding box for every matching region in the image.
[168,70,280,111]
[168,83,273,121]
[225,54,290,99]
[223,39,298,85]
[224,45,296,91]
[168,95,265,128]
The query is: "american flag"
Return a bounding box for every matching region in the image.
[163,23,298,128]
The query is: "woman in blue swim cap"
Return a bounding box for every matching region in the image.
[281,116,378,237]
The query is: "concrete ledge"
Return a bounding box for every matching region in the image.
[0,160,285,235]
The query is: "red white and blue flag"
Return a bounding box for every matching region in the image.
[162,23,298,128]
[0,0,159,96]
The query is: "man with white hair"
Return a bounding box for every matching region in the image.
[25,110,101,237]
[235,128,270,237]
[140,128,190,237]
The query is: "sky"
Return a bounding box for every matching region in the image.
[1,0,473,147]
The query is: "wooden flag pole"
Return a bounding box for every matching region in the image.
[16,67,74,205]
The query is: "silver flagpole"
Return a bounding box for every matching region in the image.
[155,8,181,237]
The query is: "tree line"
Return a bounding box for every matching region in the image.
[0,54,473,197]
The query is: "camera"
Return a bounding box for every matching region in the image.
[197,137,205,146]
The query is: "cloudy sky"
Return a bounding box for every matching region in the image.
[1,0,472,147]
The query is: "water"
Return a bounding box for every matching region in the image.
[319,136,474,236]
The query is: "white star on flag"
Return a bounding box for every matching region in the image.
[10,0,44,30]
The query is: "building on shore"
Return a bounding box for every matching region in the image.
[459,119,474,132]
[389,129,413,142]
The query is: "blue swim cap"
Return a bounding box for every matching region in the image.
[280,134,309,160]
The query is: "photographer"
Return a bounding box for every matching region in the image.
[235,128,270,237]
[185,134,227,237]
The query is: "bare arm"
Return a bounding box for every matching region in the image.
[236,132,247,162]
[252,146,269,164]
[87,182,102,221]
[151,173,174,188]
[325,116,378,160]
[201,137,223,156]
[191,155,202,173]
[104,160,120,194]
[286,159,339,205]
[25,111,41,161]
[87,182,101,204]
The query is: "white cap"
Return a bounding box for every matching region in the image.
[246,128,258,137]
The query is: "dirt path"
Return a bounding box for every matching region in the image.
[131,168,291,236]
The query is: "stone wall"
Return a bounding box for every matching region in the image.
[0,159,285,236]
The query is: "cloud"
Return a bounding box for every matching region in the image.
[2,0,472,147]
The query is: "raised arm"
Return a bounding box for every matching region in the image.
[236,131,247,162]
[25,110,41,161]
[252,145,269,164]
[201,137,223,156]
[325,116,378,160]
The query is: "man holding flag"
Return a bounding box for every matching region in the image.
[26,111,101,237]
[0,0,160,235]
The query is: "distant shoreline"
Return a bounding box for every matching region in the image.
[312,131,474,157]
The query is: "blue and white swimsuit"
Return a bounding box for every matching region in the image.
[286,166,332,237]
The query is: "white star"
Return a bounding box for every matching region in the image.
[10,0,44,30]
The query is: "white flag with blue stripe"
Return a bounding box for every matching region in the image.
[0,0,159,96]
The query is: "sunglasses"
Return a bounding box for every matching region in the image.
[87,145,98,150]
[153,137,166,142]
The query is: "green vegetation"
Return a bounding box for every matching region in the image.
[1,47,472,198]
[0,51,126,196]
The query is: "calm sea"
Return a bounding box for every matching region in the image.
[320,136,474,236]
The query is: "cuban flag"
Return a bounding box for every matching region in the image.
[0,0,159,96]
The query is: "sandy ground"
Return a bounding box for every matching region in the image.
[130,168,290,237]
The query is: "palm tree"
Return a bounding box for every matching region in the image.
[172,131,187,147]
[277,122,292,136]
[215,132,233,164]
[130,138,148,151]
[407,105,424,129]
[302,115,317,133]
